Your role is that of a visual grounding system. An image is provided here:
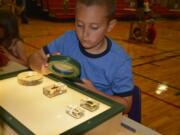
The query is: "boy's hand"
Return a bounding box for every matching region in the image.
[41,52,61,75]
[76,79,97,92]
[76,79,110,100]
[41,62,51,75]
[51,52,61,55]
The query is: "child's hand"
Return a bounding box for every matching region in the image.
[76,79,108,98]
[41,63,51,75]
[0,47,4,53]
[40,54,51,75]
[50,52,61,56]
[0,47,15,61]
[76,79,97,92]
[41,52,61,75]
[0,53,9,67]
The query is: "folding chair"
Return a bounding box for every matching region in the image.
[128,85,141,123]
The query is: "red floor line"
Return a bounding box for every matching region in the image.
[141,91,180,109]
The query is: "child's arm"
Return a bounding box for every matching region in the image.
[15,41,28,66]
[1,45,26,66]
[77,79,132,114]
[29,49,50,75]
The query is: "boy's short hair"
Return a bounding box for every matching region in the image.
[76,0,116,20]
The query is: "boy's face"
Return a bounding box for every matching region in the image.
[75,4,116,52]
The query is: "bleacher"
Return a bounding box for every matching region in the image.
[27,0,180,20]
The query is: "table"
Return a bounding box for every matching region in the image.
[0,70,161,135]
[0,61,27,77]
[0,71,124,135]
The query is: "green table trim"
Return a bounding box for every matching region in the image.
[0,72,125,135]
[0,69,29,80]
[0,107,34,135]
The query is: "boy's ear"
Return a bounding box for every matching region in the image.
[107,19,117,32]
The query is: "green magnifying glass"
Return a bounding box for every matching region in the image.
[48,55,82,83]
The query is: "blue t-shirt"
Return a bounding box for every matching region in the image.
[44,30,134,96]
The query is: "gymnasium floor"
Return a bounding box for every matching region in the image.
[20,18,180,135]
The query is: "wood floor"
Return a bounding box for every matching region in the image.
[20,18,180,135]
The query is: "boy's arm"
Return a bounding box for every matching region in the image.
[28,49,50,75]
[77,79,132,114]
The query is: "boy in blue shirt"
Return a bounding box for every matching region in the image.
[29,0,134,113]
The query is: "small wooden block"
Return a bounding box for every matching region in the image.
[80,98,99,112]
[43,83,67,98]
[66,105,84,119]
